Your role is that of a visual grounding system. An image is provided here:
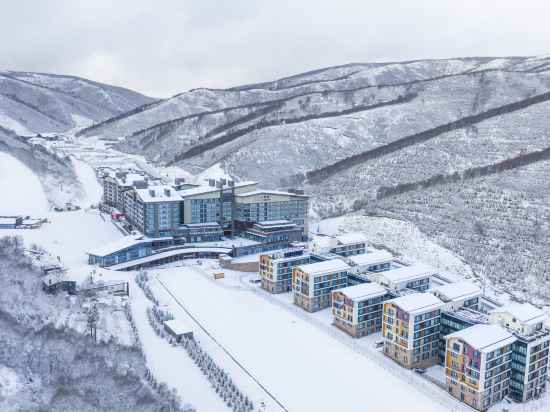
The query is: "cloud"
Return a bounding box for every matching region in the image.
[1,0,549,97]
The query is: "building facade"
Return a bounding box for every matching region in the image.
[292,260,349,312]
[489,303,550,402]
[445,324,516,411]
[382,293,443,369]
[332,282,392,338]
[376,264,433,293]
[259,249,313,293]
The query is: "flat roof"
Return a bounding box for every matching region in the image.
[387,292,443,314]
[135,185,182,203]
[235,189,308,198]
[335,282,388,301]
[109,246,232,270]
[88,235,147,257]
[349,250,393,267]
[491,302,545,326]
[297,259,350,275]
[335,232,368,246]
[379,264,433,284]
[0,217,18,224]
[163,319,192,335]
[179,181,257,198]
[431,281,481,302]
[447,324,516,353]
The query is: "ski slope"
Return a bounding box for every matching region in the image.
[0,152,49,215]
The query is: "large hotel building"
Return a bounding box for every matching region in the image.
[101,171,309,242]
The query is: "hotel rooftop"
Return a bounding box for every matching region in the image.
[297,259,350,275]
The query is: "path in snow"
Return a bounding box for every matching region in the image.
[71,158,103,206]
[0,152,49,215]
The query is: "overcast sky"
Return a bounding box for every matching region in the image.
[2,1,550,97]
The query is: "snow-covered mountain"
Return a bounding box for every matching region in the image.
[77,56,550,300]
[0,70,155,135]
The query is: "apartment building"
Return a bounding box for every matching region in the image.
[382,293,444,369]
[332,282,392,337]
[489,303,550,402]
[259,248,313,293]
[445,324,516,411]
[376,264,433,293]
[102,169,148,212]
[292,259,350,312]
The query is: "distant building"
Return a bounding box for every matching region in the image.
[382,292,444,369]
[375,264,433,293]
[310,233,367,257]
[431,281,482,312]
[445,324,516,411]
[292,259,350,312]
[259,248,313,293]
[332,282,392,337]
[0,216,22,229]
[107,177,309,241]
[489,303,550,402]
[102,169,148,213]
[347,250,394,274]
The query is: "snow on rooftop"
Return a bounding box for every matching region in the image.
[388,293,443,314]
[135,185,181,202]
[336,282,387,301]
[432,281,481,302]
[335,232,368,245]
[349,250,393,266]
[447,324,516,353]
[179,181,257,198]
[0,217,18,225]
[492,302,545,325]
[297,259,349,275]
[235,189,307,198]
[88,235,146,257]
[379,264,433,284]
[163,319,193,335]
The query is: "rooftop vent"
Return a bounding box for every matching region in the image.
[208,179,216,187]
[149,189,155,198]
[164,188,171,197]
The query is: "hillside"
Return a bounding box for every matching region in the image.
[0,70,155,135]
[75,56,550,300]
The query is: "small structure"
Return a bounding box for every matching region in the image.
[213,272,225,280]
[0,216,22,229]
[163,319,194,342]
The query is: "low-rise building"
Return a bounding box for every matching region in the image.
[347,250,394,274]
[332,282,392,337]
[310,233,367,257]
[376,264,433,293]
[292,259,350,312]
[445,324,516,411]
[382,292,444,369]
[431,281,482,312]
[259,248,313,293]
[489,303,550,402]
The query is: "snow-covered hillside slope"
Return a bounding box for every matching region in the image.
[0,70,155,134]
[75,56,550,303]
[0,126,82,206]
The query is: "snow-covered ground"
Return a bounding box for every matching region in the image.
[0,152,49,215]
[147,264,454,412]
